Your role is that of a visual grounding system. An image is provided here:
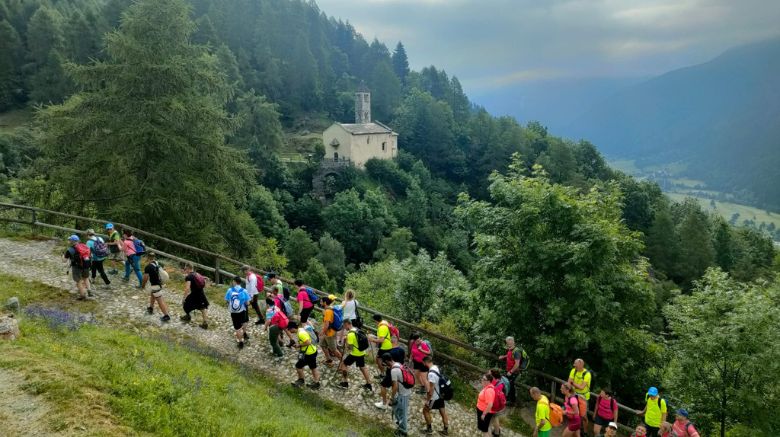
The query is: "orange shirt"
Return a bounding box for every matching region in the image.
[477,385,496,412]
[323,308,336,337]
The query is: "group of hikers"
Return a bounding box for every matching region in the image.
[63,226,702,437]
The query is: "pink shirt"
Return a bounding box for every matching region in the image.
[123,237,137,256]
[297,289,313,309]
[673,420,700,437]
[596,395,616,420]
[410,340,431,363]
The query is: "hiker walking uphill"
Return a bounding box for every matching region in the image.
[141,252,170,322]
[422,355,450,436]
[338,289,359,346]
[410,332,432,394]
[241,265,263,325]
[385,353,413,437]
[104,223,124,275]
[338,318,372,390]
[63,234,91,300]
[121,230,144,287]
[225,276,251,349]
[370,314,396,374]
[288,321,321,390]
[85,229,110,288]
[498,336,528,404]
[476,373,497,437]
[592,388,618,436]
[180,263,209,329]
[488,368,509,436]
[295,279,316,323]
[672,409,700,437]
[529,387,553,437]
[561,383,582,437]
[320,295,343,367]
[637,386,667,436]
[264,299,288,358]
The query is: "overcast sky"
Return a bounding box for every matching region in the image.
[315,0,780,95]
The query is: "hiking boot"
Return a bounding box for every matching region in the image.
[238,341,244,350]
[199,322,209,330]
[291,379,305,388]
[373,402,387,410]
[438,428,449,436]
[146,307,153,315]
[160,315,171,323]
[307,381,321,390]
[420,427,433,435]
[337,382,349,390]
[362,383,373,391]
[180,314,191,322]
[121,276,129,282]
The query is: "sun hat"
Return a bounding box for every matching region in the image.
[86,228,95,235]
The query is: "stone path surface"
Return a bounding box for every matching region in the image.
[0,237,525,437]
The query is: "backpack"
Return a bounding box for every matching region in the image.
[282,286,291,301]
[74,243,91,268]
[498,376,511,396]
[304,324,319,345]
[421,339,433,357]
[330,305,344,331]
[492,382,507,413]
[430,369,454,401]
[577,395,588,417]
[388,323,400,339]
[92,237,109,258]
[355,329,370,351]
[133,238,146,255]
[304,287,320,304]
[519,347,530,370]
[548,402,564,427]
[276,310,289,329]
[192,272,206,289]
[399,364,416,389]
[158,265,169,284]
[276,295,294,317]
[228,288,244,313]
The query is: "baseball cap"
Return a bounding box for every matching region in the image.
[86,228,95,235]
[608,422,618,429]
[647,386,659,397]
[68,235,79,242]
[328,294,337,300]
[676,408,689,418]
[105,223,114,230]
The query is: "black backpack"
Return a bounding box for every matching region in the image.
[355,329,370,351]
[430,369,454,401]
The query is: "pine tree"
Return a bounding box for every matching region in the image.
[391,41,409,83]
[36,0,261,256]
[0,19,23,109]
[25,6,71,103]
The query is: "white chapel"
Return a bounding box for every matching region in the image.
[322,86,398,169]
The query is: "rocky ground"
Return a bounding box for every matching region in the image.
[0,237,525,437]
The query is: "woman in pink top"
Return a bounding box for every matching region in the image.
[121,230,143,286]
[561,383,581,437]
[295,279,314,323]
[593,387,619,436]
[409,332,431,390]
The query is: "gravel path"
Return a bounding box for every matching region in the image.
[0,237,525,437]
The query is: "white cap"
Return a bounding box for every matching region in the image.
[608,422,618,429]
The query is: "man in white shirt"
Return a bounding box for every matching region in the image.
[242,265,263,325]
[422,355,450,435]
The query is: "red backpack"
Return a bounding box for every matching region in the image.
[74,243,91,267]
[388,322,400,339]
[398,364,416,389]
[492,381,507,413]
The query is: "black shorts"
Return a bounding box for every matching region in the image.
[343,354,366,368]
[230,311,248,330]
[413,360,428,372]
[429,399,445,410]
[594,415,613,426]
[477,409,494,432]
[296,351,318,369]
[300,306,313,323]
[381,369,392,388]
[183,293,209,313]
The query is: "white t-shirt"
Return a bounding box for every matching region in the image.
[428,365,441,401]
[245,273,258,297]
[391,363,412,396]
[342,299,357,320]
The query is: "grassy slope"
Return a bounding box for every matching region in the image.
[0,108,33,133]
[0,274,390,436]
[666,193,780,230]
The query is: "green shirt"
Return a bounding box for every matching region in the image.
[346,330,365,357]
[536,395,552,431]
[569,368,592,400]
[644,396,667,427]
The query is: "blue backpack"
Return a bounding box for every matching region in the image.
[133,238,146,255]
[331,305,344,331]
[305,287,320,304]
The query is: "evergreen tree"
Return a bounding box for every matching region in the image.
[285,228,318,274]
[368,60,402,122]
[36,0,261,256]
[391,41,409,83]
[0,19,23,109]
[25,6,71,103]
[675,199,716,286]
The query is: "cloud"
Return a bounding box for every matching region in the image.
[315,0,780,95]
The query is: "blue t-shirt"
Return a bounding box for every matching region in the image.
[225,286,250,313]
[86,237,107,261]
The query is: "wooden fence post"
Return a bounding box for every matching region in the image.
[214,258,221,285]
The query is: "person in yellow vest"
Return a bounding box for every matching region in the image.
[568,358,592,431]
[636,386,667,436]
[287,321,321,390]
[529,387,553,437]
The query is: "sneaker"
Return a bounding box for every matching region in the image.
[238,341,244,349]
[146,307,153,315]
[121,277,129,282]
[374,402,387,410]
[180,314,191,322]
[337,382,349,390]
[438,428,449,436]
[108,269,118,275]
[362,383,373,391]
[420,427,433,435]
[160,315,171,322]
[307,381,321,390]
[199,322,209,330]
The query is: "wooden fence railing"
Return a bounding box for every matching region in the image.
[0,201,641,432]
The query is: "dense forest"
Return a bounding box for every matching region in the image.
[0,0,778,435]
